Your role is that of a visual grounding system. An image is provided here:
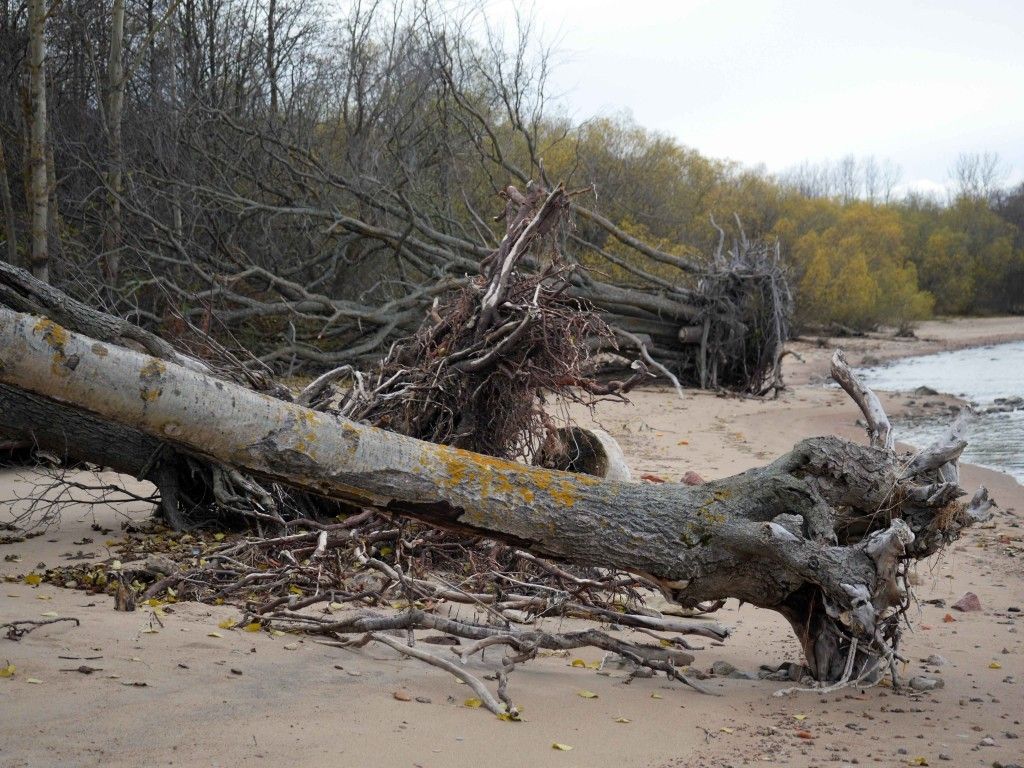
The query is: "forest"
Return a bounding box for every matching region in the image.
[0,0,1021,376]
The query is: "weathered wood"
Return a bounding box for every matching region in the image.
[0,308,991,682]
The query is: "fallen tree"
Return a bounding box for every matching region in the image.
[0,303,992,685]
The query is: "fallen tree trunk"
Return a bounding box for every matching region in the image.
[0,307,991,682]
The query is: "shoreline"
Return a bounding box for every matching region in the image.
[1,317,1023,768]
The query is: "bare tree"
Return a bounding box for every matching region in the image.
[26,0,48,282]
[0,138,16,263]
[951,151,1007,200]
[104,0,127,286]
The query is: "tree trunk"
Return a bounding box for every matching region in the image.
[0,307,991,682]
[27,0,48,282]
[0,139,17,265]
[104,0,126,286]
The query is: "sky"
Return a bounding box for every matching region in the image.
[482,0,1024,196]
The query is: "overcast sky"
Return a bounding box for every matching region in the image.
[482,0,1024,195]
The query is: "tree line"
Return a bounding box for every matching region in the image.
[0,0,1020,368]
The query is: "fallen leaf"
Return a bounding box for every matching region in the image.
[795,730,815,740]
[614,717,631,723]
[0,663,15,678]
[907,758,929,766]
[243,622,261,632]
[570,658,587,668]
[463,698,483,708]
[213,533,226,541]
[677,440,689,445]
[26,678,43,684]
[283,642,299,650]
[650,693,663,699]
[24,573,42,586]
[40,611,58,618]
[640,473,666,483]
[207,632,223,638]
[989,661,1002,669]
[140,628,159,634]
[942,613,956,623]
[720,727,735,734]
[551,743,573,751]
[217,619,235,630]
[577,690,599,699]
[792,714,807,721]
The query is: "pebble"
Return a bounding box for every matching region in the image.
[908,676,945,692]
[952,592,983,612]
[979,736,996,747]
[924,654,948,667]
[938,754,951,761]
[711,660,736,676]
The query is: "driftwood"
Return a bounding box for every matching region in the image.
[0,307,992,683]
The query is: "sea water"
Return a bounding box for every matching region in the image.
[856,341,1024,484]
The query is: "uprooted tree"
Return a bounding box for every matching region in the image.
[0,264,991,692]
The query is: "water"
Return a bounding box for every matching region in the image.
[855,341,1024,484]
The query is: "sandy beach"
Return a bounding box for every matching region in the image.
[2,318,1023,768]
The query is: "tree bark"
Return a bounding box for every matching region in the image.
[104,0,126,285]
[0,139,17,265]
[0,308,991,682]
[27,0,49,282]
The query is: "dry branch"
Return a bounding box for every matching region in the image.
[0,306,992,683]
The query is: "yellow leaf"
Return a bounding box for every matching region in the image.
[144,598,164,608]
[218,619,235,630]
[40,611,58,618]
[463,698,483,708]
[270,629,286,637]
[0,663,15,678]
[577,690,599,699]
[24,573,42,586]
[213,533,226,541]
[570,658,587,668]
[615,717,631,723]
[288,585,303,595]
[907,758,929,766]
[551,743,573,751]
[243,622,261,632]
[793,714,807,721]
[26,677,43,684]
[989,661,1002,669]
[650,693,663,699]
[141,628,159,634]
[207,631,223,638]
[720,727,735,734]
[213,597,224,605]
[587,661,600,669]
